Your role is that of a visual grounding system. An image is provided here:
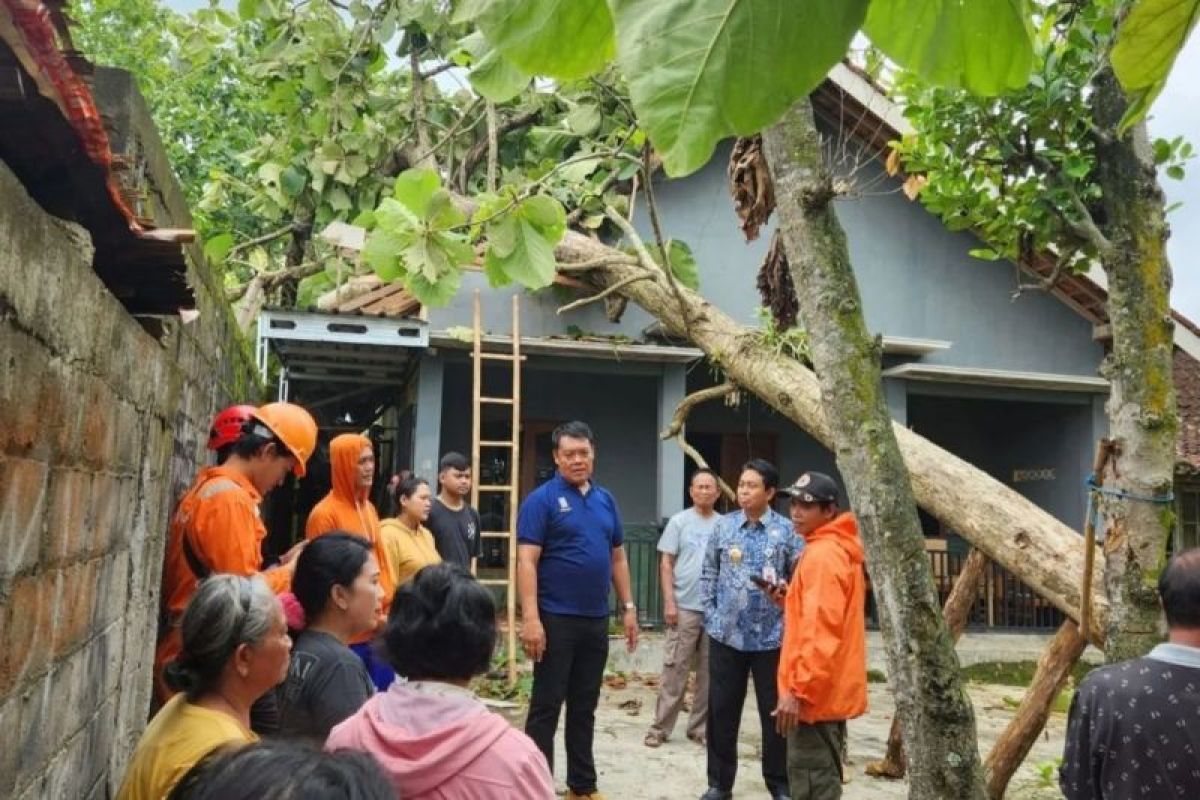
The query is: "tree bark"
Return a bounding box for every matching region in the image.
[983,620,1088,798]
[867,548,989,779]
[1090,68,1178,662]
[550,233,1109,644]
[759,98,988,800]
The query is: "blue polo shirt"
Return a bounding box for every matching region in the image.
[517,473,624,618]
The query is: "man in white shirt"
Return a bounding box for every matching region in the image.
[645,468,722,748]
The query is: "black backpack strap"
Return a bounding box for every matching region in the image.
[181,532,212,581]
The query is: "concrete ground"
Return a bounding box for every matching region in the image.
[488,631,1082,799]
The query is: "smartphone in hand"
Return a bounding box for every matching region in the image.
[749,574,785,592]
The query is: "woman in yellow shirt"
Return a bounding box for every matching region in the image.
[119,575,291,800]
[381,475,442,587]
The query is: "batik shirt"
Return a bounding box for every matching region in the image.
[700,507,802,652]
[1059,643,1200,799]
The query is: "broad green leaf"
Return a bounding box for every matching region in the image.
[649,240,700,290]
[567,104,602,136]
[611,0,869,176]
[326,186,352,211]
[392,169,441,216]
[476,0,615,81]
[452,0,492,23]
[364,227,409,281]
[864,0,1035,96]
[237,0,261,21]
[1167,164,1186,180]
[296,272,334,308]
[426,190,468,229]
[203,232,235,265]
[469,43,531,103]
[280,166,307,197]
[519,194,567,242]
[406,263,462,307]
[484,218,557,288]
[1110,0,1199,132]
[967,247,1001,261]
[558,154,603,183]
[375,197,421,233]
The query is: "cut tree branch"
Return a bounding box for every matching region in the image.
[659,381,740,502]
[228,224,295,258]
[555,273,651,315]
[457,109,541,191]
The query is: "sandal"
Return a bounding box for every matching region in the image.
[643,731,665,748]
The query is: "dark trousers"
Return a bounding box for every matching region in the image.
[706,636,789,795]
[525,612,609,793]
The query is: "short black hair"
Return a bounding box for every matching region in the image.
[390,474,428,516]
[381,563,496,681]
[741,458,780,491]
[228,425,288,463]
[690,467,720,486]
[291,533,372,623]
[167,740,392,800]
[439,452,470,472]
[1159,547,1200,628]
[552,420,594,451]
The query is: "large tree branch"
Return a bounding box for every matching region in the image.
[658,382,739,502]
[457,109,541,191]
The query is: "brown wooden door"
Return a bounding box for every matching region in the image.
[719,433,779,490]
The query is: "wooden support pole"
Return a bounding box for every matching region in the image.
[984,620,1088,798]
[1079,439,1115,638]
[866,548,988,779]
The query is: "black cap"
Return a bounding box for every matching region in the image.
[781,471,839,504]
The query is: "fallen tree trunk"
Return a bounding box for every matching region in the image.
[763,98,987,799]
[984,620,1088,797]
[550,224,1109,646]
[867,548,989,779]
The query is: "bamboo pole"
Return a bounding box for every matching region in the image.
[507,293,521,686]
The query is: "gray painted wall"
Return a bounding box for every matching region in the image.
[436,358,662,523]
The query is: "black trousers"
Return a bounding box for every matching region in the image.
[525,612,609,793]
[706,636,789,795]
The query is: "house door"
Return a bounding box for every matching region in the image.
[686,432,779,512]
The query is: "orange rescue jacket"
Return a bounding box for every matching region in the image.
[155,465,292,703]
[777,511,868,723]
[304,434,395,637]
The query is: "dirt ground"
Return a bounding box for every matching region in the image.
[492,674,1068,799]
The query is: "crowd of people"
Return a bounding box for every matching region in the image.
[117,402,1200,800]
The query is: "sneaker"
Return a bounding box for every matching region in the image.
[644,731,665,748]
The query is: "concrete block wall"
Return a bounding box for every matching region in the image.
[0,73,260,797]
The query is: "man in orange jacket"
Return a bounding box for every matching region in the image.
[155,401,318,706]
[305,432,396,689]
[772,472,867,800]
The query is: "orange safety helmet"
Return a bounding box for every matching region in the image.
[251,402,318,477]
[207,404,257,451]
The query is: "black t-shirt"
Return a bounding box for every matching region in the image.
[276,630,374,743]
[427,497,483,568]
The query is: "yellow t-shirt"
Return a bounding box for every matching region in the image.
[381,517,442,587]
[117,694,256,800]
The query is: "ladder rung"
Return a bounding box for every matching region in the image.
[478,578,509,586]
[479,440,515,448]
[481,531,511,539]
[477,484,513,492]
[480,396,514,405]
[479,352,523,361]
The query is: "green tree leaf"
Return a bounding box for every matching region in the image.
[280,165,307,197]
[653,239,700,289]
[1110,0,1200,132]
[469,41,531,103]
[484,218,557,288]
[392,168,442,216]
[864,0,1034,96]
[364,227,410,281]
[406,263,463,307]
[519,194,567,242]
[476,0,615,81]
[203,232,235,265]
[610,0,869,176]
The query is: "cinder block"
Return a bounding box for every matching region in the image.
[0,456,50,578]
[51,560,97,658]
[0,570,56,698]
[43,469,92,566]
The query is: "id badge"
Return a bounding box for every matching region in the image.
[762,563,777,585]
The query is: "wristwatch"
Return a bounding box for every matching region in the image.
[623,601,636,612]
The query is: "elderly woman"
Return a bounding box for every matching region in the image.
[119,575,291,800]
[327,564,555,799]
[277,532,383,742]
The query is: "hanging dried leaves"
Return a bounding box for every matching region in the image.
[728,135,776,241]
[756,230,798,330]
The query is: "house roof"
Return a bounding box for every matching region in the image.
[0,0,195,315]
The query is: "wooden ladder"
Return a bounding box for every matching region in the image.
[470,290,521,685]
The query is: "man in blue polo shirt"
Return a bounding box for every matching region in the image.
[518,420,639,800]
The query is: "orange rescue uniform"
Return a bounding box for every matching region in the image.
[777,511,868,723]
[154,465,292,704]
[304,434,395,641]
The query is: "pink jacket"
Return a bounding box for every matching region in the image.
[326,681,555,799]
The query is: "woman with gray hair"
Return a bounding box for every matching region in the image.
[119,574,292,800]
